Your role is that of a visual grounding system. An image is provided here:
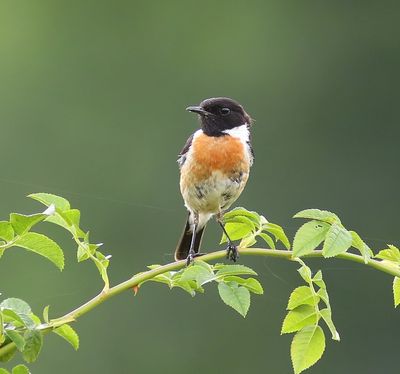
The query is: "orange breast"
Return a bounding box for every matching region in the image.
[189,133,249,180]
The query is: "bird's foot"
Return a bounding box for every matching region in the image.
[186,252,206,266]
[186,253,194,266]
[226,244,239,262]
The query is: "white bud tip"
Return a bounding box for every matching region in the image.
[43,204,56,216]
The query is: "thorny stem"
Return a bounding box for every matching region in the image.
[0,248,399,358]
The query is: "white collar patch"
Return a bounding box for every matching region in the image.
[223,124,250,143]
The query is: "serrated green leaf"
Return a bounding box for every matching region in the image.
[175,281,198,296]
[170,273,200,296]
[174,271,204,288]
[2,307,36,330]
[1,314,6,345]
[29,314,41,327]
[375,245,400,263]
[223,215,256,230]
[145,269,173,287]
[313,270,322,281]
[293,221,330,257]
[158,270,174,280]
[241,277,263,295]
[291,326,325,374]
[294,209,341,224]
[76,243,90,262]
[287,286,318,310]
[317,288,331,309]
[54,324,79,350]
[312,270,326,289]
[95,251,109,268]
[322,224,352,258]
[393,277,400,307]
[12,365,30,374]
[320,308,340,341]
[44,210,85,239]
[388,244,400,253]
[180,265,215,287]
[45,210,74,235]
[0,312,4,344]
[0,299,31,315]
[216,264,257,277]
[0,222,14,242]
[150,273,173,287]
[28,193,70,211]
[220,218,255,243]
[223,276,264,294]
[263,223,291,249]
[258,232,275,249]
[22,330,43,363]
[5,330,25,352]
[94,260,109,285]
[297,264,312,283]
[42,305,50,323]
[44,213,69,230]
[223,208,260,226]
[281,305,318,334]
[349,231,373,263]
[193,260,213,271]
[239,235,256,248]
[60,209,80,227]
[10,213,47,235]
[14,233,64,270]
[0,344,16,362]
[218,282,250,317]
[2,309,26,327]
[0,368,10,374]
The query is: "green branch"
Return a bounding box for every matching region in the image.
[30,248,400,325]
[1,197,398,374]
[0,247,398,360]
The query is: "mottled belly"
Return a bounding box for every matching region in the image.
[181,169,249,213]
[180,132,251,213]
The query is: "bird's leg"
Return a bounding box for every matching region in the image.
[186,212,199,266]
[217,213,239,262]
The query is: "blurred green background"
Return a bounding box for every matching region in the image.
[0,1,399,373]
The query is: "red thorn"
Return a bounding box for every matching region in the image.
[132,285,140,295]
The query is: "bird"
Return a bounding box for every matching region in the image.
[175,97,254,265]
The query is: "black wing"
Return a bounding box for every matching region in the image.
[247,140,255,164]
[177,133,194,168]
[247,126,255,164]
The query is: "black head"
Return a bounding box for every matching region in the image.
[186,97,252,136]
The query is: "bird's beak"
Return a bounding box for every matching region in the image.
[186,106,209,115]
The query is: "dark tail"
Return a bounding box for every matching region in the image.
[174,215,205,261]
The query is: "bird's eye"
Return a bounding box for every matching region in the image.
[220,107,231,116]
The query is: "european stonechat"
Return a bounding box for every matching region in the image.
[175,97,254,264]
